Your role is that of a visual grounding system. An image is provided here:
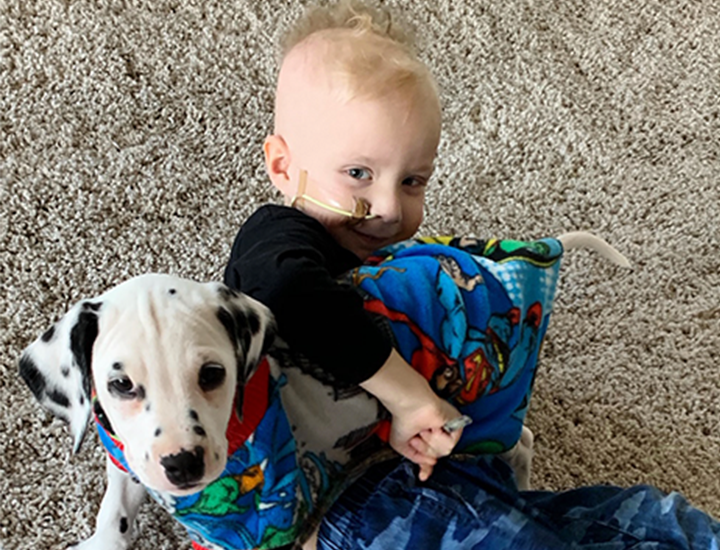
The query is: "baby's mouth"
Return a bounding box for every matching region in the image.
[351,228,393,248]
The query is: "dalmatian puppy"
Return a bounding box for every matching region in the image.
[19,274,275,550]
[18,233,629,550]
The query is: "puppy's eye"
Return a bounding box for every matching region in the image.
[108,376,136,399]
[199,363,226,392]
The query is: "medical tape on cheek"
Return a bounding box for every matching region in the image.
[291,170,377,222]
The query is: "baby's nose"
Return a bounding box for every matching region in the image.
[366,189,402,223]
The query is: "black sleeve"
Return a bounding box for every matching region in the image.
[223,205,392,385]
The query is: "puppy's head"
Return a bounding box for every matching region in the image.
[19,274,274,495]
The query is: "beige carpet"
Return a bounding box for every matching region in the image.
[2,0,720,548]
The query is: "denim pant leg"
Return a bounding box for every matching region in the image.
[524,484,720,550]
[318,457,571,550]
[317,456,720,550]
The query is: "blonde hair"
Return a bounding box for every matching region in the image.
[280,0,439,104]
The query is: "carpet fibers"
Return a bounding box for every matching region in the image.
[1,0,719,548]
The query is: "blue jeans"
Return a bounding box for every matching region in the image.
[317,456,720,550]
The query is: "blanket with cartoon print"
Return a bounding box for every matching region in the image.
[95,236,564,549]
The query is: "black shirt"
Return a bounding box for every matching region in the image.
[223,205,392,385]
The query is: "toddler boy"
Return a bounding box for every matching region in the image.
[224,0,463,481]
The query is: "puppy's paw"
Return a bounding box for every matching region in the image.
[500,426,534,491]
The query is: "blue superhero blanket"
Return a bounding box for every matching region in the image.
[94,236,564,550]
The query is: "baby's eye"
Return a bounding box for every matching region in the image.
[347,168,371,180]
[402,176,428,187]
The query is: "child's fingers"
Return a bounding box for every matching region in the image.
[402,435,448,481]
[419,428,460,457]
[409,434,432,456]
[403,440,437,466]
[418,463,434,482]
[408,436,432,456]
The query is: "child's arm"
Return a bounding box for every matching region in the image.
[225,206,389,385]
[226,206,465,478]
[360,348,466,481]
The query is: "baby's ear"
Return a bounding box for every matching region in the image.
[263,134,294,197]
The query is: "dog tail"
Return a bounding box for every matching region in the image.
[557,232,631,268]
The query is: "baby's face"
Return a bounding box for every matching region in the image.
[287,90,441,259]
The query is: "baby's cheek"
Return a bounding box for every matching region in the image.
[405,201,425,232]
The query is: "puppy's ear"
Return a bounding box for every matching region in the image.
[19,300,102,454]
[215,285,276,383]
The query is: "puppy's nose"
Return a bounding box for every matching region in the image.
[161,446,205,487]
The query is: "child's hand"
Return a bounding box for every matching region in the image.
[359,349,469,481]
[388,396,466,481]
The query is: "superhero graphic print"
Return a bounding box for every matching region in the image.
[94,236,564,549]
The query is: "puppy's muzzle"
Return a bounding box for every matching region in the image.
[161,446,205,489]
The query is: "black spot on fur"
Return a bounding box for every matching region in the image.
[240,331,252,365]
[82,301,102,312]
[79,394,85,405]
[112,362,122,370]
[61,366,70,378]
[247,311,260,335]
[146,403,151,412]
[41,325,55,342]
[47,389,70,408]
[136,385,146,401]
[218,285,239,301]
[194,426,206,437]
[189,410,199,421]
[155,428,162,437]
[119,517,128,534]
[70,310,99,402]
[217,306,271,400]
[169,288,176,295]
[261,323,276,357]
[217,306,254,358]
[18,355,46,401]
[216,307,238,349]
